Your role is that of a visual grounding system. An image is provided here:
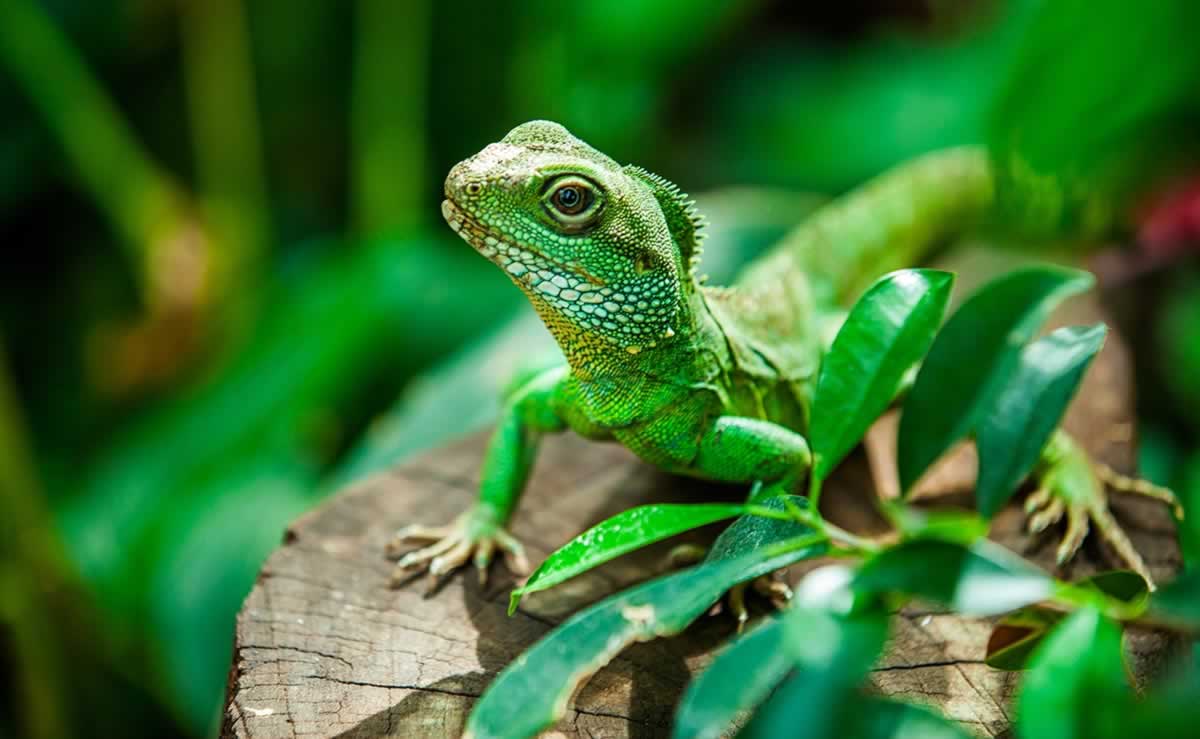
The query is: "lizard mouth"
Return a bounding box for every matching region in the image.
[441,198,506,260]
[441,198,605,287]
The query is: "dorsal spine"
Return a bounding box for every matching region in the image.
[624,165,707,278]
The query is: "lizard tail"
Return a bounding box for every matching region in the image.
[736,146,994,310]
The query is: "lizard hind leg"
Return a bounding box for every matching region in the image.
[664,541,794,628]
[706,573,795,630]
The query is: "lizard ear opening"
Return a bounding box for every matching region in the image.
[624,165,706,277]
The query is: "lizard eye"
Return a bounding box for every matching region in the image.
[553,185,586,213]
[543,176,602,229]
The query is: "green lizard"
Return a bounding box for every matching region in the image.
[387,120,1178,603]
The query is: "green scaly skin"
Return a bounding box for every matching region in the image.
[387,120,1177,591]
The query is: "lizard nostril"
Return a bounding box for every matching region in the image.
[465,182,483,196]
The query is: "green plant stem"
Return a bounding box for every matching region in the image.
[1019,586,1200,640]
[784,497,882,554]
[179,0,270,298]
[351,0,431,237]
[819,518,882,554]
[0,0,192,300]
[807,470,823,516]
[743,505,797,524]
[760,531,832,560]
[748,500,881,556]
[0,341,69,738]
[1049,582,1150,624]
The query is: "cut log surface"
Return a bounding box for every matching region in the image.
[223,288,1181,739]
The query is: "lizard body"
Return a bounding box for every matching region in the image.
[391,120,1174,589]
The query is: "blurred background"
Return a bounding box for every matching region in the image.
[2,0,1199,736]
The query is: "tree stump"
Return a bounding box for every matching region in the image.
[222,287,1181,739]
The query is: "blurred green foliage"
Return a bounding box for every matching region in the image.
[2,1,1200,737]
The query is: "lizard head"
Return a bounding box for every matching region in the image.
[443,120,702,358]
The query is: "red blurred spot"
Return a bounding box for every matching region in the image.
[1138,175,1200,256]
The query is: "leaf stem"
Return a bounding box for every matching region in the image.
[179,0,271,296]
[0,340,71,737]
[1049,582,1147,623]
[761,531,831,559]
[743,505,797,523]
[807,470,823,514]
[1019,581,1200,637]
[351,0,431,236]
[781,497,881,555]
[0,0,193,299]
[819,519,882,554]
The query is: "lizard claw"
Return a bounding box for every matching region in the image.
[385,508,530,588]
[1093,462,1184,519]
[752,572,794,609]
[729,582,750,631]
[665,543,707,568]
[1026,432,1179,590]
[384,522,454,559]
[727,573,794,631]
[1024,488,1064,534]
[663,544,793,628]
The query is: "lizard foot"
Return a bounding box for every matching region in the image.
[385,507,530,587]
[1025,433,1182,590]
[727,573,794,631]
[666,544,793,628]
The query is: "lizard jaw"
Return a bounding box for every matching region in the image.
[441,198,502,259]
[441,198,605,288]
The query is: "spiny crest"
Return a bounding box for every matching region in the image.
[624,165,707,277]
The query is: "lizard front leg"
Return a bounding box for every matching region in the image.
[386,366,569,585]
[691,415,812,493]
[1023,429,1181,588]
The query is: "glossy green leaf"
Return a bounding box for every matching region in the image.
[706,494,816,562]
[1078,570,1151,607]
[975,324,1106,517]
[854,538,1053,615]
[1147,570,1200,633]
[988,570,1149,671]
[810,268,954,481]
[465,533,826,739]
[509,503,747,613]
[985,607,1063,670]
[739,599,890,739]
[852,698,972,739]
[1113,667,1200,737]
[671,616,792,739]
[674,564,880,739]
[1016,607,1132,739]
[898,266,1094,492]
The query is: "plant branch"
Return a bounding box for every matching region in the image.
[0,0,194,305]
[783,497,882,554]
[0,340,70,738]
[179,0,271,299]
[351,0,431,237]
